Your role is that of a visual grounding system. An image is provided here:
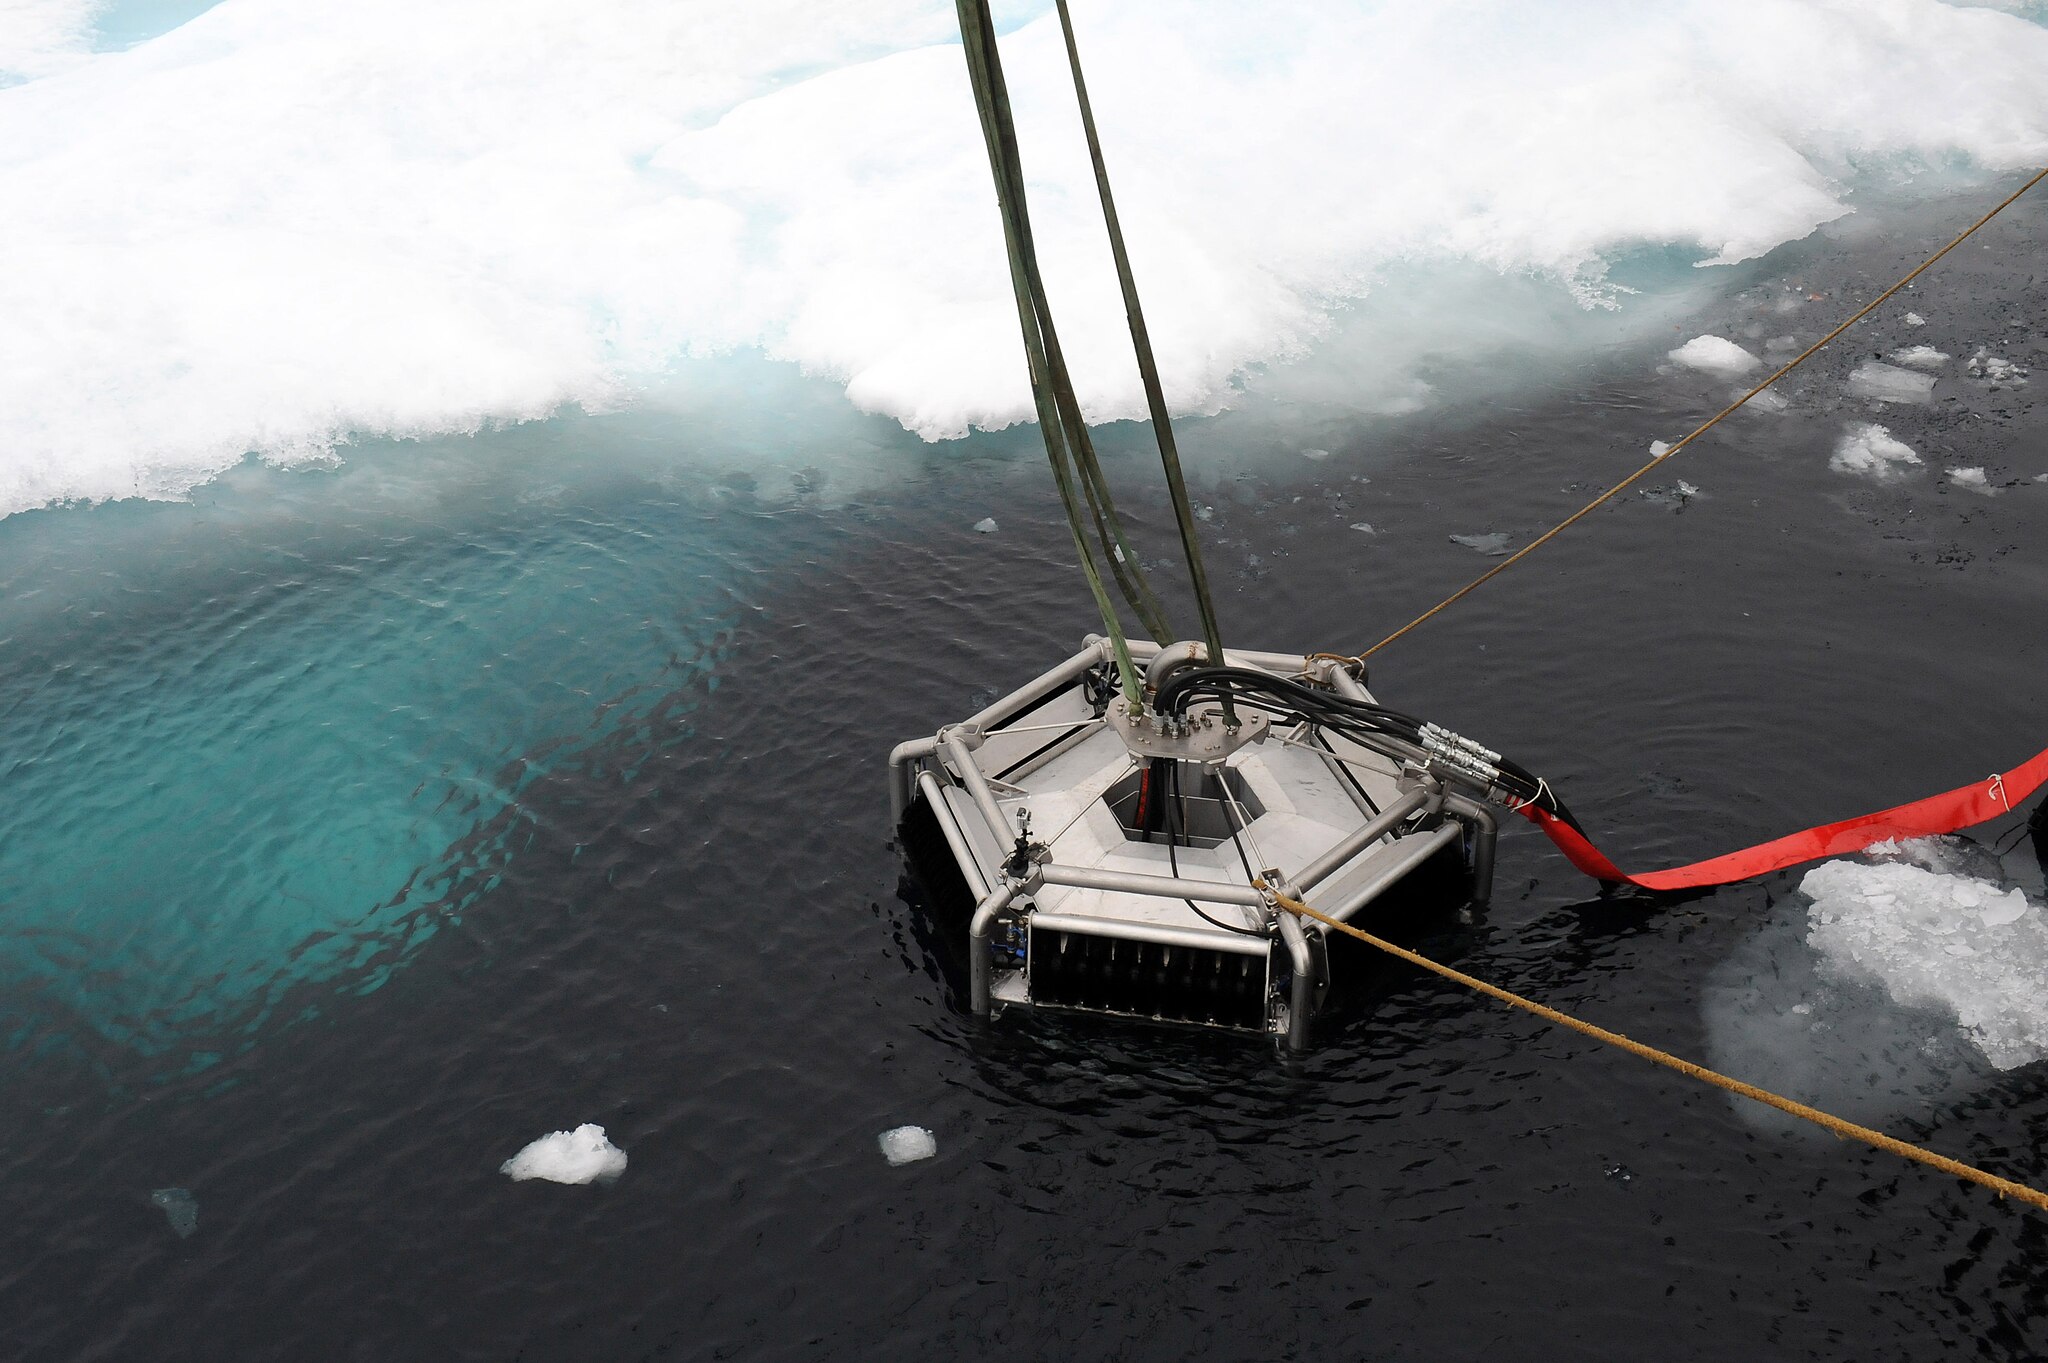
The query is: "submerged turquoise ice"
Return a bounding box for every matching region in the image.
[0,414,817,1065]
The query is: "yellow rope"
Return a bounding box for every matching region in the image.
[1264,884,2048,1215]
[1360,164,2048,660]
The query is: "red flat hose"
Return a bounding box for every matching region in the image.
[1522,745,2048,891]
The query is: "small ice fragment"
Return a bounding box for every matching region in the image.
[1967,349,2029,385]
[500,1124,628,1184]
[1890,345,1949,369]
[1830,423,1921,479]
[879,1125,936,1166]
[972,517,998,534]
[152,1188,197,1238]
[1764,334,1800,352]
[1668,335,1761,378]
[1449,532,1510,556]
[1301,448,1330,462]
[1741,387,1790,413]
[1790,1003,1813,1016]
[1648,439,1672,457]
[1348,522,1375,534]
[1980,892,2030,928]
[1195,505,1214,521]
[1904,311,1926,327]
[1847,361,1935,404]
[1604,1162,1634,1185]
[1947,466,1996,495]
[1676,480,1699,498]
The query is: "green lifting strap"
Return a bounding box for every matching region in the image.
[955,0,1142,704]
[1052,0,1228,674]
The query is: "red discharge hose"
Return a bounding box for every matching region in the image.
[1521,745,2048,891]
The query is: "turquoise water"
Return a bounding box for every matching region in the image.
[0,411,807,1068]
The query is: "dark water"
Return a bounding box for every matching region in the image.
[2,188,2046,1361]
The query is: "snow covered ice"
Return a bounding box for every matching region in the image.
[500,1124,628,1184]
[1947,466,1995,494]
[1668,335,1760,378]
[1829,422,1921,479]
[1889,345,1949,369]
[879,1125,937,1166]
[972,517,998,533]
[7,0,2048,514]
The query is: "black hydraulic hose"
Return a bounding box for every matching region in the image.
[1153,666,1588,830]
[1165,759,1267,939]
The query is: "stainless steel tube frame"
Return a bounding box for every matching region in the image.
[942,726,1018,844]
[1036,862,1269,907]
[1276,909,1316,1052]
[1314,821,1464,928]
[887,736,940,826]
[1118,636,1319,678]
[1292,782,1438,893]
[1443,792,1498,907]
[1026,912,1270,957]
[964,638,1114,733]
[968,879,1026,1017]
[915,771,991,899]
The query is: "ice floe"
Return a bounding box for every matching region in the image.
[1801,848,2048,1071]
[1847,360,1935,404]
[879,1125,936,1166]
[1449,532,1511,556]
[1889,344,1949,369]
[1946,466,1995,495]
[972,516,998,533]
[1829,422,1920,479]
[151,1187,198,1238]
[500,1124,628,1184]
[1669,334,1761,378]
[1967,349,2030,385]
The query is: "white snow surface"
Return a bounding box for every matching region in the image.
[879,1125,937,1165]
[1829,421,1920,478]
[1947,465,1995,493]
[1668,334,1761,377]
[1801,851,2048,1070]
[5,0,2048,514]
[500,1124,629,1184]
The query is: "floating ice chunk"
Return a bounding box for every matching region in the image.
[500,1124,627,1184]
[1740,386,1790,413]
[1648,440,1672,457]
[879,1125,936,1166]
[1765,334,1800,353]
[1829,422,1921,479]
[1904,311,1927,327]
[1801,859,2047,1070]
[1669,335,1761,378]
[1847,361,1935,403]
[1348,522,1376,534]
[152,1188,198,1239]
[1449,532,1511,556]
[972,517,998,533]
[1947,466,1996,495]
[1195,505,1214,521]
[1300,448,1330,462]
[1638,481,1698,509]
[1967,349,2030,385]
[1890,345,1949,369]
